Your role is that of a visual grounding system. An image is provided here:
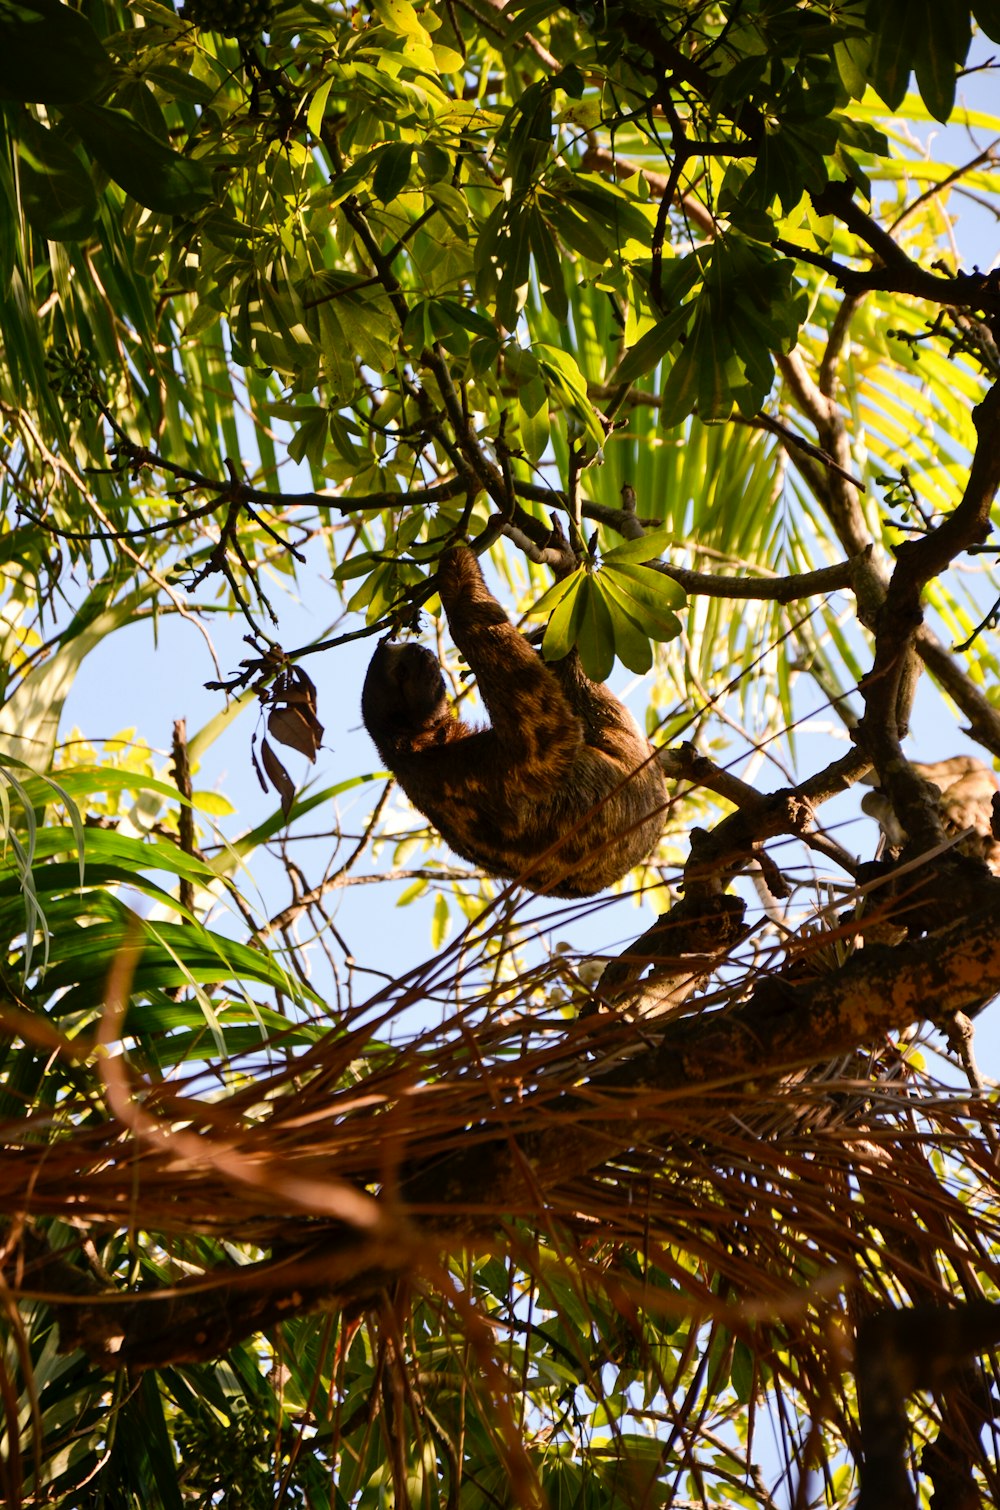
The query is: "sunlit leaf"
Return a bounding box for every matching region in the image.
[600,564,685,643]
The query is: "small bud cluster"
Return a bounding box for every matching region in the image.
[45,344,96,419]
[180,0,275,40]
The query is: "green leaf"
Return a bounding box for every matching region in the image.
[529,568,584,621]
[561,179,653,249]
[34,830,219,894]
[658,340,703,429]
[318,297,362,395]
[0,0,111,103]
[603,530,687,587]
[506,80,552,195]
[505,344,541,386]
[600,564,684,644]
[603,547,687,609]
[575,574,616,682]
[495,205,532,332]
[865,0,913,111]
[518,377,551,461]
[973,0,1000,42]
[536,344,604,447]
[913,6,969,121]
[307,76,335,138]
[396,876,429,906]
[540,192,611,264]
[603,590,653,674]
[373,0,432,42]
[431,891,450,948]
[833,32,872,98]
[287,407,330,470]
[528,206,568,323]
[731,1339,756,1405]
[63,101,213,216]
[45,913,313,1015]
[371,142,413,205]
[15,114,97,241]
[190,790,235,817]
[540,569,587,660]
[615,306,691,387]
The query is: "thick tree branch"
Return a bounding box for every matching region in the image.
[650,554,861,603]
[810,182,1000,316]
[857,382,1000,847]
[659,742,861,875]
[513,475,866,600]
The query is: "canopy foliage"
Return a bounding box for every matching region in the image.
[3,0,1000,1505]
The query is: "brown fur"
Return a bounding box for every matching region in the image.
[862,756,1000,874]
[361,546,667,896]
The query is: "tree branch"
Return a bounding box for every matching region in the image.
[857,381,1000,847]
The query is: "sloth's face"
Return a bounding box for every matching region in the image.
[362,641,448,737]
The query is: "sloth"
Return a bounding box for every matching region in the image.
[361,545,667,897]
[862,755,1000,875]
